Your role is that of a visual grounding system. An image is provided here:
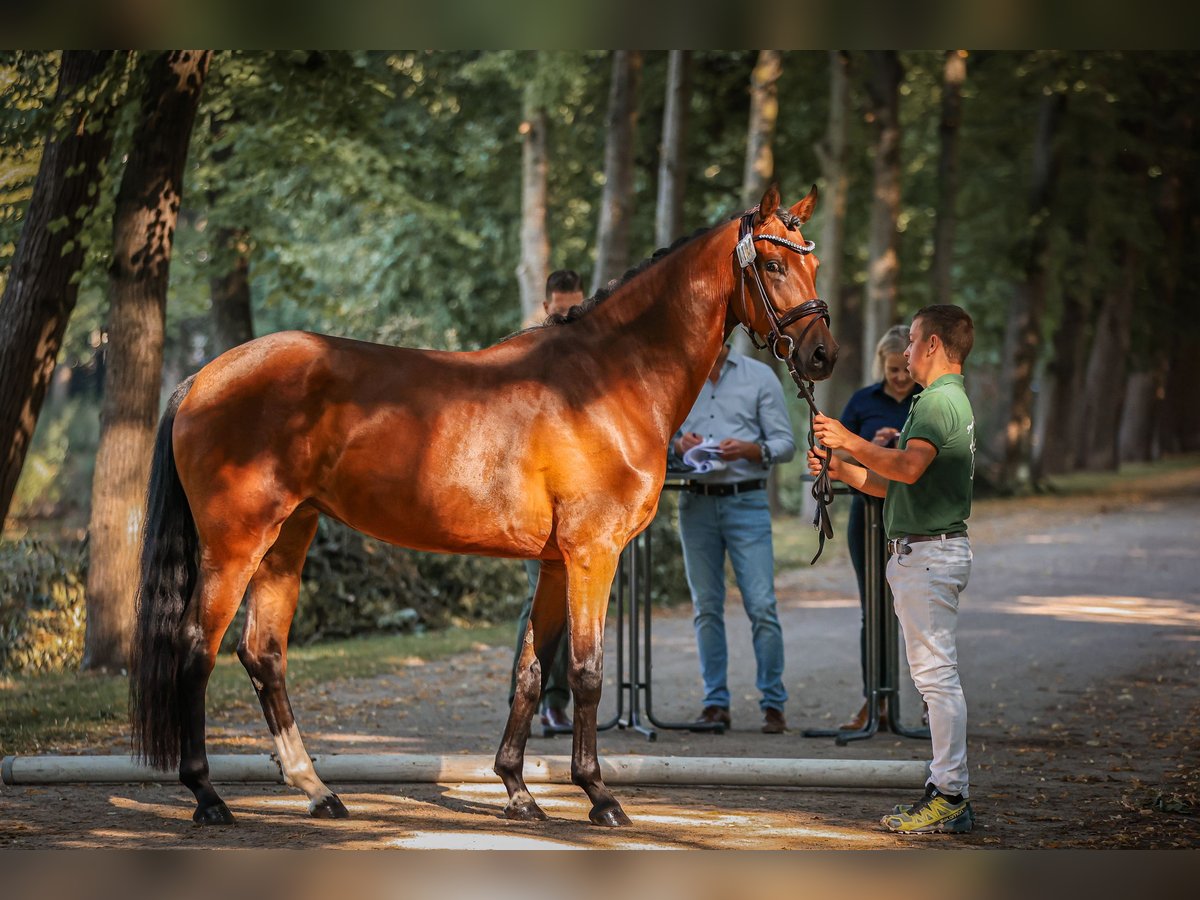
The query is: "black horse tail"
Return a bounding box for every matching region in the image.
[129,375,199,771]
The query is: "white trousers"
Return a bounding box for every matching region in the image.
[886,536,972,798]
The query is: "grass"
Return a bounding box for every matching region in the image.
[1035,451,1200,497]
[0,622,514,757]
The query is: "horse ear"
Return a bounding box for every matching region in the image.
[789,184,819,226]
[754,183,780,225]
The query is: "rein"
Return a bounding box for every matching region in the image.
[733,209,835,564]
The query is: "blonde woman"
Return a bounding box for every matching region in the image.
[835,324,919,731]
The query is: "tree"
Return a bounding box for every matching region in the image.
[83,50,212,671]
[741,50,781,208]
[591,50,642,293]
[932,50,966,307]
[862,51,903,386]
[516,63,550,326]
[1075,243,1139,471]
[814,50,854,415]
[996,87,1065,489]
[206,109,254,352]
[654,50,691,248]
[0,51,123,530]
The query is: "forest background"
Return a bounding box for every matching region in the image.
[2,50,1197,675]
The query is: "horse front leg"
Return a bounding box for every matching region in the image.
[564,548,630,827]
[495,559,567,821]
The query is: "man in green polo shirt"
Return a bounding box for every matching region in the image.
[809,304,976,835]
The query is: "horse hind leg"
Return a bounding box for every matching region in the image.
[237,506,347,819]
[495,559,567,821]
[177,550,265,825]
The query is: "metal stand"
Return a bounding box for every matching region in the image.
[802,493,931,745]
[597,485,725,741]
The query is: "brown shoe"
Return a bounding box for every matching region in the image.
[837,700,889,731]
[762,708,787,734]
[691,705,731,730]
[540,706,572,733]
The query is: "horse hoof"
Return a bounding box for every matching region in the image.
[589,804,631,827]
[310,794,350,819]
[504,800,548,822]
[193,802,236,825]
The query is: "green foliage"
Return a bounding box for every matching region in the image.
[10,397,100,522]
[0,539,87,674]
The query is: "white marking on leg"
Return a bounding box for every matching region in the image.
[273,724,333,808]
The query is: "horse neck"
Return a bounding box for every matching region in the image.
[578,227,738,437]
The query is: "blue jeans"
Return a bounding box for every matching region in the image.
[678,489,786,711]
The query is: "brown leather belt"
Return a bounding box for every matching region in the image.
[887,532,968,556]
[686,479,767,497]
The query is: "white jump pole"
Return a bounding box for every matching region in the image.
[2,753,927,788]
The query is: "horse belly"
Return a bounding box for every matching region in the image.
[318,429,552,559]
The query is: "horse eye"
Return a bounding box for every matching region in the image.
[765,260,782,273]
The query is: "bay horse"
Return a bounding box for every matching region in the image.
[129,184,837,827]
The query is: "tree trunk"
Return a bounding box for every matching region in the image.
[655,50,691,249]
[1033,275,1093,478]
[996,89,1065,489]
[1160,326,1200,453]
[209,226,254,352]
[814,50,855,417]
[1149,167,1200,455]
[932,50,966,307]
[741,50,782,208]
[0,51,121,530]
[1075,243,1139,472]
[207,110,254,353]
[591,50,642,294]
[1118,368,1164,463]
[516,77,550,325]
[83,50,212,672]
[862,51,903,386]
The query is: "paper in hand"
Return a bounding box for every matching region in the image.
[682,438,728,474]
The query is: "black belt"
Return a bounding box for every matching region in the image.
[686,479,766,497]
[887,532,968,555]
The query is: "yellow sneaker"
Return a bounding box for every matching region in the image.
[882,785,973,834]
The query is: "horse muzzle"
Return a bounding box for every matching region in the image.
[797,338,838,382]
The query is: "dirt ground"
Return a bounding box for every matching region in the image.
[2,468,1198,849]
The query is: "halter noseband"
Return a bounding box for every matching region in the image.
[732,207,835,563]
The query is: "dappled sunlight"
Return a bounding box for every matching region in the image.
[993,594,1200,628]
[308,732,426,746]
[388,831,582,850]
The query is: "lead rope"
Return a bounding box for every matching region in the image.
[795,376,834,564]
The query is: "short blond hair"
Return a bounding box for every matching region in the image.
[873,324,910,382]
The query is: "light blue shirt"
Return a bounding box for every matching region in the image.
[669,350,796,485]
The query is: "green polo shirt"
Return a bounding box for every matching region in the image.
[883,373,975,539]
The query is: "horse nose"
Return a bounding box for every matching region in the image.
[807,342,838,378]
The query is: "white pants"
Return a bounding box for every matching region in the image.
[886,536,972,798]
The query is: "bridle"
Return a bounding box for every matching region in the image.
[732,207,835,563]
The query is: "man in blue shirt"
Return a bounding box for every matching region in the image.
[670,343,797,733]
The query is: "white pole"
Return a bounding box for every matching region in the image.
[2,753,927,788]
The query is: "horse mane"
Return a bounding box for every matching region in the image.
[542,225,712,327]
[498,207,801,342]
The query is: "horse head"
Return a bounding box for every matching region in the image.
[731,184,838,382]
